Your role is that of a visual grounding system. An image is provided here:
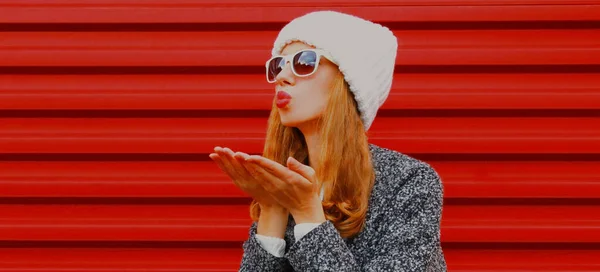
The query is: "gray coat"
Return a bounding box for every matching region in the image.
[239,144,447,271]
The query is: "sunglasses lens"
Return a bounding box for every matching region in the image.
[293,51,318,76]
[267,57,285,82]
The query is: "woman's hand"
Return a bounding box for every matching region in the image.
[244,155,326,225]
[209,146,283,210]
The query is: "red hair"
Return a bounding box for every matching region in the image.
[250,70,375,239]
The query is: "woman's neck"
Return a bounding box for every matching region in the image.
[304,132,320,169]
[298,123,320,170]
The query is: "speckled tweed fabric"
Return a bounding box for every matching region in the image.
[239,143,446,271]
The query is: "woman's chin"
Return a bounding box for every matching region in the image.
[279,113,304,128]
[279,114,320,130]
[280,118,300,128]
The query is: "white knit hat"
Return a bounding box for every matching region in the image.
[272,10,398,131]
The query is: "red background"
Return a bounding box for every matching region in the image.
[1,0,600,270]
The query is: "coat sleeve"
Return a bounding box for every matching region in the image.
[283,165,446,272]
[239,221,293,271]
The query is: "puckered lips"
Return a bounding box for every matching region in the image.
[276,91,292,108]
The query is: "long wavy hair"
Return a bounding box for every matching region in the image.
[249,69,375,239]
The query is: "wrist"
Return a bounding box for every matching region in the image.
[260,204,288,215]
[257,206,289,238]
[291,204,326,225]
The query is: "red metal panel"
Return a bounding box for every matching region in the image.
[1,248,598,271]
[1,0,599,271]
[0,204,598,243]
[2,74,600,110]
[1,117,598,153]
[1,30,599,66]
[0,248,244,271]
[2,161,599,198]
[1,1,600,23]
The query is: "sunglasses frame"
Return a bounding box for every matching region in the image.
[265,48,335,83]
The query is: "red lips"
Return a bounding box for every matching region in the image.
[276,91,292,108]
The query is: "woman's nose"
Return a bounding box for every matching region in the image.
[275,61,295,85]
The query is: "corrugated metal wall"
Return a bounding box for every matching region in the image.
[1,0,599,271]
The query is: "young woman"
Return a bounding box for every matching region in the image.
[209,10,446,271]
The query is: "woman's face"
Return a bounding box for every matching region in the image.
[273,42,338,131]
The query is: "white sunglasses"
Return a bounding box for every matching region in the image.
[265,49,336,83]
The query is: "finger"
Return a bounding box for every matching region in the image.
[236,155,286,189]
[209,152,223,168]
[210,152,238,181]
[233,152,258,173]
[215,147,242,180]
[211,152,263,198]
[286,157,317,183]
[245,161,286,192]
[223,149,254,178]
[209,153,227,173]
[212,147,226,163]
[225,148,255,181]
[236,153,293,192]
[247,155,299,181]
[232,152,253,172]
[233,151,250,163]
[209,152,220,160]
[234,153,268,183]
